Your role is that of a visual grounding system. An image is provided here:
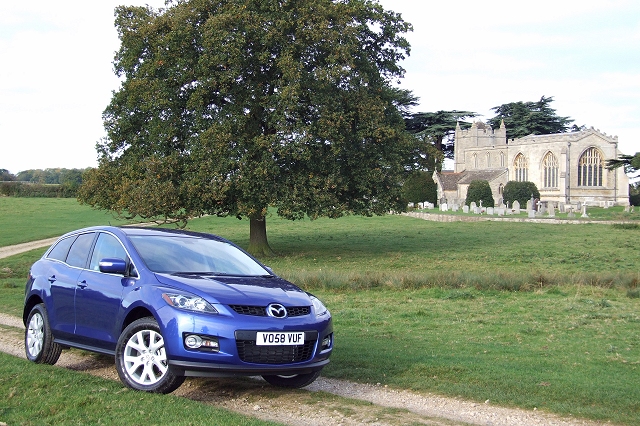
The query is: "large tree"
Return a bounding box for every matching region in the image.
[487,96,583,140]
[404,110,477,169]
[78,0,414,256]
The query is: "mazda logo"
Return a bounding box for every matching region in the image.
[267,303,287,318]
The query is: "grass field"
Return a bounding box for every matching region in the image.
[1,198,640,424]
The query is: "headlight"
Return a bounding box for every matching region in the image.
[310,295,328,317]
[162,293,218,314]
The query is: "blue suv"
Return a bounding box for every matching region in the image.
[23,226,333,393]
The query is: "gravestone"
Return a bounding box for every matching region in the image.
[528,209,536,218]
[463,205,469,213]
[526,199,532,211]
[487,207,494,215]
[547,205,555,217]
[470,201,477,210]
[559,203,565,213]
[512,200,521,214]
[581,205,589,218]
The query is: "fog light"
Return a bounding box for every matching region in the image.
[185,335,203,349]
[321,334,332,350]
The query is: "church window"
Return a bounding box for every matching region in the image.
[500,152,505,168]
[514,153,528,182]
[578,148,603,187]
[486,152,490,168]
[473,153,477,169]
[542,152,558,188]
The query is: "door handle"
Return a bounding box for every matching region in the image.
[48,275,56,283]
[77,280,88,289]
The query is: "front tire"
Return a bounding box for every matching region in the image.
[25,303,62,364]
[262,371,321,388]
[115,317,184,394]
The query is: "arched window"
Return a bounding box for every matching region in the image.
[498,183,504,195]
[514,153,528,182]
[486,152,491,168]
[500,151,505,168]
[578,148,603,186]
[542,152,558,188]
[473,153,478,169]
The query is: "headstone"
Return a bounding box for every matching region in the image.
[452,204,459,212]
[463,205,469,213]
[473,207,480,214]
[567,209,575,218]
[625,205,631,213]
[470,201,477,210]
[559,203,565,213]
[576,201,582,211]
[581,205,589,218]
[487,207,494,215]
[497,208,505,216]
[526,200,532,211]
[512,200,521,214]
[528,209,536,218]
[408,202,414,208]
[440,203,448,212]
[547,205,555,217]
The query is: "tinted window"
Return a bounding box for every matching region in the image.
[89,233,128,271]
[66,233,95,268]
[47,236,77,262]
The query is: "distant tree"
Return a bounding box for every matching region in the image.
[629,182,640,207]
[487,96,583,140]
[465,180,494,207]
[402,171,437,205]
[502,181,540,207]
[405,110,477,166]
[78,0,414,256]
[0,169,15,181]
[606,152,640,174]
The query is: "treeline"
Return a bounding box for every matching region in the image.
[0,168,89,198]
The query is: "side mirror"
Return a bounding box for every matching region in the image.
[99,258,128,275]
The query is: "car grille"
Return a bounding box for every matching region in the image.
[229,305,310,317]
[236,339,316,364]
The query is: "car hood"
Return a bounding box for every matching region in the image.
[153,273,311,306]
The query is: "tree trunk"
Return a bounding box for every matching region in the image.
[247,216,275,257]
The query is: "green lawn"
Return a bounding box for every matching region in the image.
[1,198,640,424]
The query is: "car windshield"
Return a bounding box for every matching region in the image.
[129,235,269,276]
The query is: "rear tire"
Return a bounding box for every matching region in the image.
[25,303,62,364]
[262,371,321,388]
[115,317,185,394]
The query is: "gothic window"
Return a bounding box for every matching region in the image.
[542,152,558,188]
[498,183,504,195]
[486,152,490,168]
[500,152,505,168]
[473,153,477,169]
[514,153,528,182]
[578,147,603,187]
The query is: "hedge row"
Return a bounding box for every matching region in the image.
[0,182,78,198]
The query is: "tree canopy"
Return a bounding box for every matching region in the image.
[606,153,640,174]
[79,0,414,255]
[487,96,583,140]
[404,110,477,169]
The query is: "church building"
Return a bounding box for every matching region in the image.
[433,121,630,207]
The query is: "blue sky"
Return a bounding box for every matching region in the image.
[1,0,638,174]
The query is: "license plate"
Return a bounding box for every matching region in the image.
[256,332,305,346]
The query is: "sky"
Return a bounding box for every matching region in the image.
[1,0,639,174]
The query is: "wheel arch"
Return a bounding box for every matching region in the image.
[121,306,156,334]
[23,295,44,326]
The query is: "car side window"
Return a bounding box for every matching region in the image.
[66,233,95,269]
[89,233,128,271]
[47,236,77,262]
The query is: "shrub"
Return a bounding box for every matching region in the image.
[0,182,77,198]
[465,180,494,207]
[503,181,540,207]
[402,171,437,205]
